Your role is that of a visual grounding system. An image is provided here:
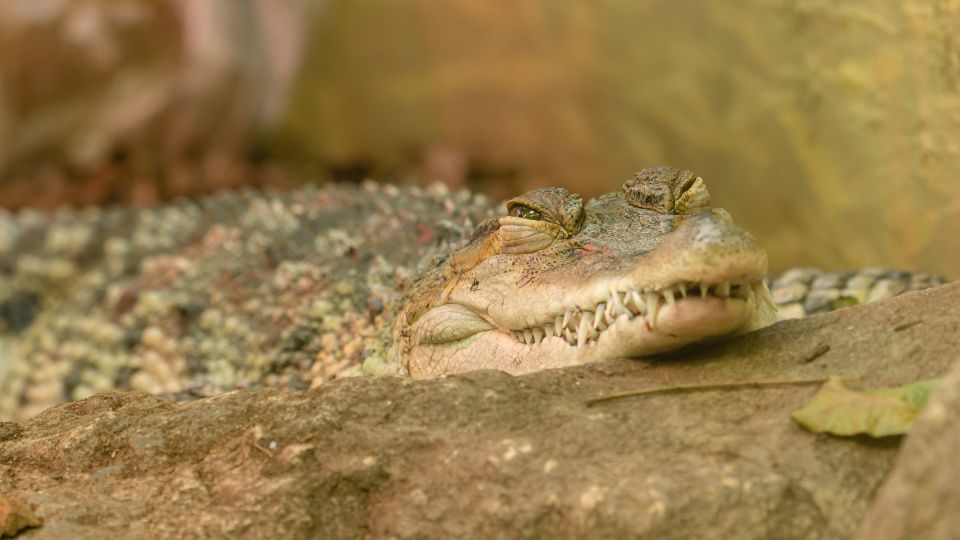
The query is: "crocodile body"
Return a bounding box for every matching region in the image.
[0,173,946,420]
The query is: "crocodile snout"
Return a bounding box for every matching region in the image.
[623,165,705,213]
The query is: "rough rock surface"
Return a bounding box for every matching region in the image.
[1,283,956,539]
[858,341,960,540]
[0,492,40,537]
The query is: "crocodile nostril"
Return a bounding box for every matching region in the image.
[675,172,698,198]
[623,165,700,213]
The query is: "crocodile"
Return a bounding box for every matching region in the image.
[395,166,777,376]
[0,167,946,420]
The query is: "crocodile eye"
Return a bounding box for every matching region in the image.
[506,187,583,235]
[510,205,543,221]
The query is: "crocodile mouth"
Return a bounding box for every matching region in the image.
[400,275,776,376]
[506,278,775,350]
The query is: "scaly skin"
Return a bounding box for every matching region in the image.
[394,166,777,376]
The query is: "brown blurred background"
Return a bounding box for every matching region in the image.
[0,0,957,276]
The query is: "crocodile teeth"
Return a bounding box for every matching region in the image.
[577,316,592,347]
[757,283,777,311]
[610,291,630,317]
[662,287,676,308]
[645,292,661,328]
[716,282,731,298]
[593,305,607,330]
[740,281,752,299]
[567,309,582,330]
[532,327,544,343]
[515,278,767,348]
[523,329,534,344]
[629,290,646,315]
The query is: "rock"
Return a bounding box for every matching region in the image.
[0,284,957,538]
[858,343,960,540]
[0,492,41,537]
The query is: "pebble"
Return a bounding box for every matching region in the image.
[771,282,808,304]
[773,267,821,287]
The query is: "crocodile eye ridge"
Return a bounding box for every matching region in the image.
[505,187,584,235]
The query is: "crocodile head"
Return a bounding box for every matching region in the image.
[393,166,777,376]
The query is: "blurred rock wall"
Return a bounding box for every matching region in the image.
[0,0,313,206]
[285,0,960,276]
[1,0,958,275]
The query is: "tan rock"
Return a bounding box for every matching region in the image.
[0,283,956,538]
[0,492,41,538]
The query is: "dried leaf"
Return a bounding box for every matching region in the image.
[791,377,939,437]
